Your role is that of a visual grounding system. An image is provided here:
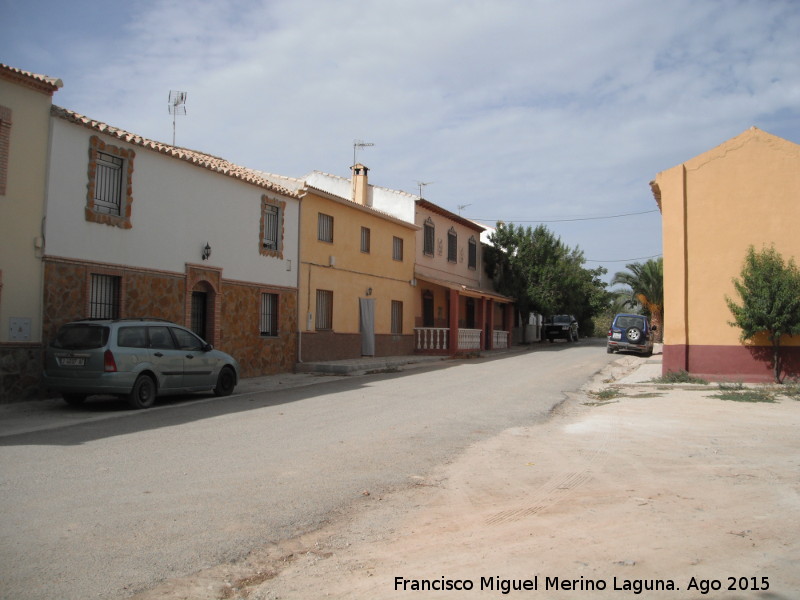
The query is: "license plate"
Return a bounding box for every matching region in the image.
[612,332,622,340]
[60,357,85,367]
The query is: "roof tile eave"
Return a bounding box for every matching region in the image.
[51,105,299,198]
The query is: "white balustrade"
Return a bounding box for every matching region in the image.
[414,327,449,351]
[457,328,481,350]
[493,330,509,349]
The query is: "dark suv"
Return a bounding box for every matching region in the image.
[544,315,579,342]
[43,319,240,409]
[607,313,656,356]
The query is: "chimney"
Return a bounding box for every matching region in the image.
[351,163,370,206]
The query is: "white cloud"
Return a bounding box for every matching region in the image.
[2,0,799,276]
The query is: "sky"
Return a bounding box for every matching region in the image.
[2,0,799,282]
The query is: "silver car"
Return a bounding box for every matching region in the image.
[43,319,239,409]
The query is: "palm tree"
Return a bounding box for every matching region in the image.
[612,258,663,342]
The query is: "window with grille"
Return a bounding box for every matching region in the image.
[93,151,124,215]
[391,300,403,334]
[262,204,280,251]
[361,226,371,253]
[260,293,279,336]
[468,236,477,269]
[86,136,134,229]
[423,218,435,256]
[393,236,403,261]
[318,213,334,243]
[315,289,333,330]
[89,274,120,319]
[447,228,457,263]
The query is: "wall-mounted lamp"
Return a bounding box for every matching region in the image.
[202,242,211,261]
[366,287,373,296]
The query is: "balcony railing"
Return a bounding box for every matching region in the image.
[493,330,509,349]
[414,328,509,352]
[458,328,481,350]
[414,327,449,351]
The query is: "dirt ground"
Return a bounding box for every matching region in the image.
[135,356,800,600]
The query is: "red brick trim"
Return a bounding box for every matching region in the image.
[0,105,11,196]
[85,135,135,229]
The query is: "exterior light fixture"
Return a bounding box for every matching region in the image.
[202,242,211,261]
[366,287,373,296]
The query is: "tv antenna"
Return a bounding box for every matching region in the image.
[168,90,187,146]
[457,203,471,215]
[353,139,374,165]
[416,181,433,197]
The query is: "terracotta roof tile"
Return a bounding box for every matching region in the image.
[51,105,298,197]
[1,63,63,94]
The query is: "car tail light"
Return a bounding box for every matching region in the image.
[104,350,118,372]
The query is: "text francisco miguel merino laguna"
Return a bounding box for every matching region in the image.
[395,575,679,594]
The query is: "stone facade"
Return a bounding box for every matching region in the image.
[29,257,298,401]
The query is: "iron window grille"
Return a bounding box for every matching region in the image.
[262,204,280,251]
[89,274,120,319]
[423,218,435,256]
[391,300,403,334]
[393,236,404,261]
[361,226,371,253]
[318,213,334,243]
[260,293,279,336]
[93,151,124,216]
[447,228,457,263]
[468,236,477,269]
[315,289,333,330]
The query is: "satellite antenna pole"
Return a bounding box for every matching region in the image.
[416,181,433,197]
[353,139,374,165]
[168,90,187,146]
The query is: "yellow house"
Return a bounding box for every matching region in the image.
[0,64,63,401]
[651,127,800,382]
[297,166,419,362]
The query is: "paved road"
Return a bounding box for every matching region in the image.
[0,340,613,599]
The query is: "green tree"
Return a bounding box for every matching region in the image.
[484,223,609,336]
[611,258,664,342]
[726,245,800,383]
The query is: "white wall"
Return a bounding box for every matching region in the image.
[44,119,299,288]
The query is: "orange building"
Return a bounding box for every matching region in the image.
[651,127,800,381]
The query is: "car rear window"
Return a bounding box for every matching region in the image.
[118,326,148,348]
[52,324,110,349]
[615,316,645,329]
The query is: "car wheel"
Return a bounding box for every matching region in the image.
[606,345,614,354]
[626,327,643,343]
[214,366,236,397]
[127,374,156,409]
[62,393,86,406]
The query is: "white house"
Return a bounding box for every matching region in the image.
[41,106,302,380]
